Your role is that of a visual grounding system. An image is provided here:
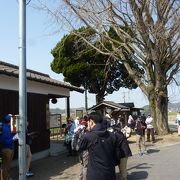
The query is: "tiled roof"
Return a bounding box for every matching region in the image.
[119,102,134,108]
[88,101,130,110]
[0,61,84,93]
[103,101,129,109]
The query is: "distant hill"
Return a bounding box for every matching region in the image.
[168,102,180,111]
[142,102,180,114]
[50,102,180,115]
[50,107,86,114]
[50,107,86,126]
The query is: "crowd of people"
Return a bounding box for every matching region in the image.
[64,112,158,180]
[64,112,132,180]
[0,111,175,179]
[127,114,155,156]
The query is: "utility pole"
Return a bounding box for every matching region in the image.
[122,91,130,103]
[122,92,126,103]
[84,82,88,112]
[18,0,26,179]
[85,88,88,112]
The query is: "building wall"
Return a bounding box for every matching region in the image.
[0,89,19,118]
[27,92,50,153]
[0,89,50,158]
[0,75,70,97]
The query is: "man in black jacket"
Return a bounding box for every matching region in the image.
[78,112,117,180]
[115,130,132,180]
[107,123,132,180]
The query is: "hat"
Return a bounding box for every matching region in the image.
[5,114,12,123]
[80,119,87,125]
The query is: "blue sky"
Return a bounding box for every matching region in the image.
[0,1,98,109]
[1,1,179,109]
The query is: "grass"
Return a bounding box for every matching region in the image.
[168,111,177,116]
[168,111,177,122]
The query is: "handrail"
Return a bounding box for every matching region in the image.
[49,126,65,140]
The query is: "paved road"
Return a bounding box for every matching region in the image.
[169,121,178,132]
[10,122,179,180]
[127,143,180,180]
[11,143,180,180]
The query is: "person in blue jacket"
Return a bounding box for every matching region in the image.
[1,114,14,180]
[65,118,76,156]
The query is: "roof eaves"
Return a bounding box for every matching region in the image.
[88,101,130,110]
[0,61,84,93]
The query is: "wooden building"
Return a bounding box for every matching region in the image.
[88,101,143,125]
[0,61,84,158]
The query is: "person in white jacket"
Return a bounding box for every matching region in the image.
[176,112,180,136]
[74,117,80,128]
[145,115,155,143]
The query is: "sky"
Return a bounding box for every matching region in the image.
[0,1,180,110]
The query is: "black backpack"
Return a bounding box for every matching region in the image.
[92,131,121,166]
[72,126,86,151]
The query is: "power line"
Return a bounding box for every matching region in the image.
[122,91,129,103]
[16,0,32,5]
[26,0,32,5]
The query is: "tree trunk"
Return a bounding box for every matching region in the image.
[148,89,169,135]
[96,94,104,104]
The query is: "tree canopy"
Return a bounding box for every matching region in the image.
[35,0,180,135]
[51,27,143,102]
[62,0,180,135]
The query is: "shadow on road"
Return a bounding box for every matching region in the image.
[127,163,151,180]
[11,153,80,180]
[128,163,151,171]
[128,171,148,180]
[147,149,160,154]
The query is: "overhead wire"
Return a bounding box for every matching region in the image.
[16,0,32,5]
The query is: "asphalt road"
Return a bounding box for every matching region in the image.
[11,121,179,180]
[127,143,180,180]
[11,143,180,180]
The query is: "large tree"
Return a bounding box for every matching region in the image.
[51,27,141,103]
[35,0,180,135]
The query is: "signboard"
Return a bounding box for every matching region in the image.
[75,110,83,118]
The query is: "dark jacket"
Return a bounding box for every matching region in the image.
[115,131,132,158]
[78,123,116,180]
[135,119,147,136]
[107,126,132,159]
[26,129,33,145]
